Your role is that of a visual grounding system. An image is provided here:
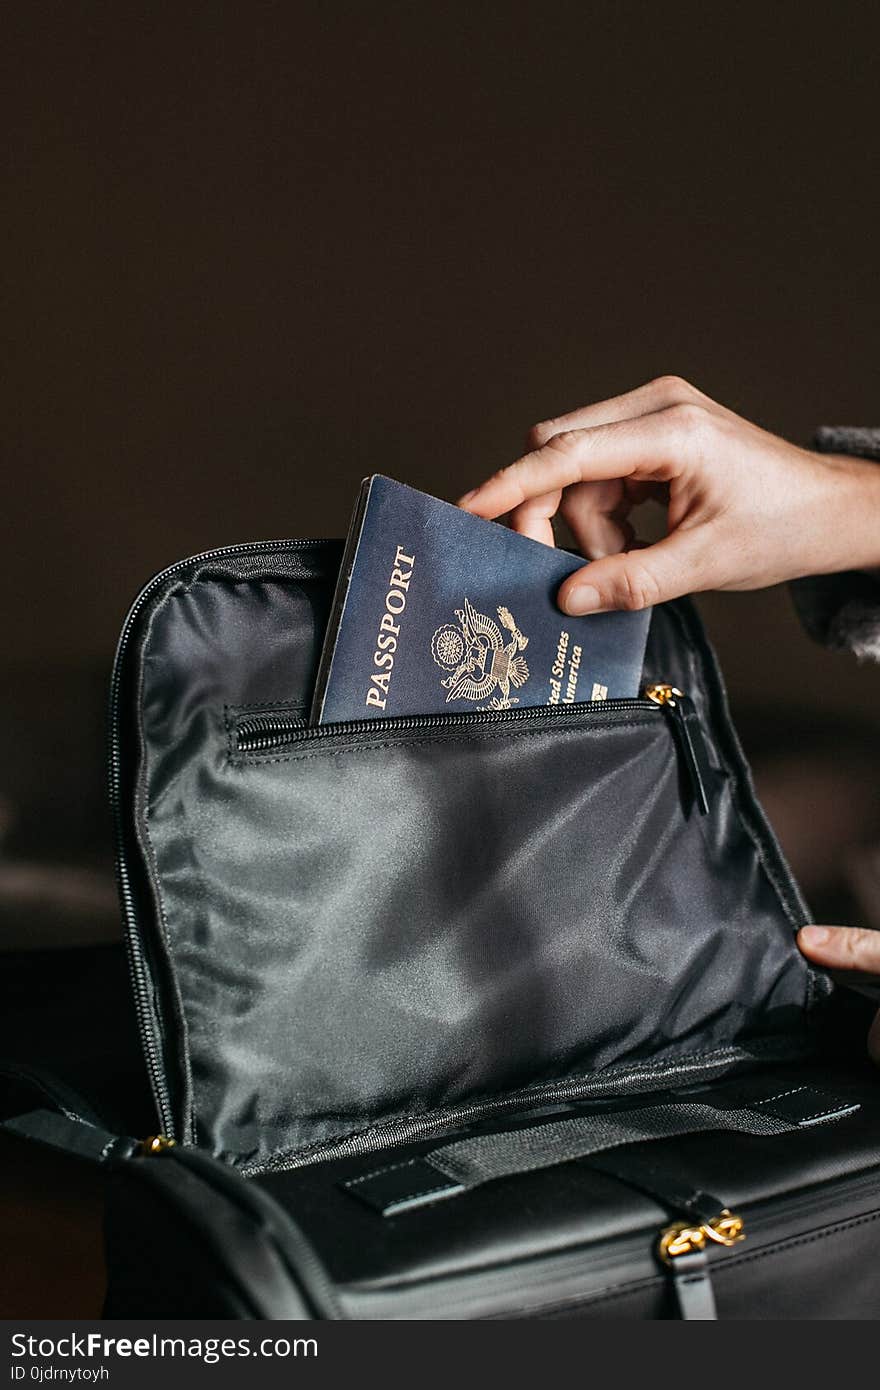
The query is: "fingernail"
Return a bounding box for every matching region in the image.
[799,926,830,948]
[563,584,601,615]
[458,488,479,506]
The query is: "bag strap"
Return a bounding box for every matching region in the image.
[0,1064,341,1320]
[2,1107,138,1163]
[0,1063,139,1164]
[343,1085,860,1217]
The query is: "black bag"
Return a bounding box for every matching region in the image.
[3,539,879,1318]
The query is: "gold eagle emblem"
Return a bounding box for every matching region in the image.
[431,598,530,709]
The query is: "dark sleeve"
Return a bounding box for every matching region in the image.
[790,426,880,661]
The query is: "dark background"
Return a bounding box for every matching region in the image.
[2,1,879,947]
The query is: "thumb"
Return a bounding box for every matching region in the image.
[797,925,880,973]
[558,531,708,615]
[798,926,880,1070]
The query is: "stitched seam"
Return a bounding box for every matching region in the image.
[227,700,305,715]
[347,1157,424,1189]
[344,1096,846,1209]
[711,1207,880,1276]
[238,1038,802,1172]
[505,1270,663,1318]
[253,1046,752,1165]
[727,773,801,926]
[385,1181,458,1209]
[753,1086,808,1105]
[499,1208,880,1318]
[1,1072,86,1124]
[793,1103,858,1124]
[753,1087,859,1125]
[666,605,811,996]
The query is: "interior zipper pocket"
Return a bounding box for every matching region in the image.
[232,681,713,815]
[233,695,658,753]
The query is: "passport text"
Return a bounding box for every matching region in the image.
[365,545,416,711]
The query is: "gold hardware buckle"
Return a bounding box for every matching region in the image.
[658,1209,745,1264]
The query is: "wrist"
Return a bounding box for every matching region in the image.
[792,452,880,579]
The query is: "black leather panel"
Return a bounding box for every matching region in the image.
[257,1062,880,1297]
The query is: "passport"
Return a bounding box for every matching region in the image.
[310,476,651,724]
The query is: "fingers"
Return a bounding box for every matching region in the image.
[526,375,725,450]
[799,926,880,1068]
[459,403,709,521]
[507,488,562,546]
[797,925,880,974]
[557,528,710,613]
[560,480,635,559]
[508,477,638,557]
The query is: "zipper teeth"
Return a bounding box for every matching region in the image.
[235,698,660,754]
[235,714,308,752]
[108,539,336,1137]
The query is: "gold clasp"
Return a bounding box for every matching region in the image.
[645,682,684,707]
[704,1210,745,1246]
[140,1134,177,1156]
[658,1222,708,1262]
[658,1209,745,1264]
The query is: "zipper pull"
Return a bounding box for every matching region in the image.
[140,1134,177,1156]
[657,1209,744,1320]
[645,683,711,815]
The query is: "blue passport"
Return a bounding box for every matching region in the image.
[311,476,651,724]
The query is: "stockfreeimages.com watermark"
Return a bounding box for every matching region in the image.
[10,1332,317,1378]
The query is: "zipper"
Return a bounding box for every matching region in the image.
[108,539,337,1139]
[644,683,711,815]
[234,686,713,815]
[234,695,660,754]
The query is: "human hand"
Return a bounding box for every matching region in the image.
[798,926,880,1064]
[458,377,880,614]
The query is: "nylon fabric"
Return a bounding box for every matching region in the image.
[124,552,819,1164]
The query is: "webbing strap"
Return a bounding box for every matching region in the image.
[0,1107,137,1163]
[0,1064,138,1164]
[344,1086,859,1216]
